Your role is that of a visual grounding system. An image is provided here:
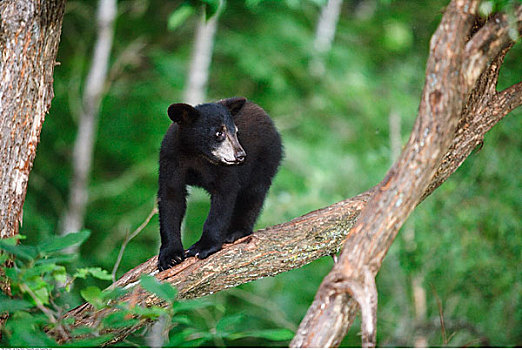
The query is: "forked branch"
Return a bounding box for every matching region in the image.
[291,1,521,347]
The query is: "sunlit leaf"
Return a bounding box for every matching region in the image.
[74,267,112,280]
[130,304,166,319]
[167,5,194,31]
[140,274,177,302]
[80,286,104,309]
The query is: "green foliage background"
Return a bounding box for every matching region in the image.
[11,0,521,346]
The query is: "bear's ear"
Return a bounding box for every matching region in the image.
[220,97,246,116]
[167,103,199,125]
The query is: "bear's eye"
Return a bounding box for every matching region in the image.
[215,129,225,141]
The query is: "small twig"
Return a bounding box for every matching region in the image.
[20,283,70,341]
[112,206,158,282]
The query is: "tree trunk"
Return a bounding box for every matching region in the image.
[0,0,66,239]
[0,0,66,338]
[60,0,117,237]
[183,11,218,106]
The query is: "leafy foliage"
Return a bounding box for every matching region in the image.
[0,236,293,347]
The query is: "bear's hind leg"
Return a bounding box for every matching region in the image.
[224,186,268,244]
[186,189,238,259]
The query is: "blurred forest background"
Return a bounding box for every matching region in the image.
[15,0,521,346]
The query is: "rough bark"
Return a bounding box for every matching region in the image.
[0,0,66,239]
[291,1,522,347]
[183,11,218,106]
[60,0,117,236]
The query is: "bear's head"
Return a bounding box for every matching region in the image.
[167,97,247,165]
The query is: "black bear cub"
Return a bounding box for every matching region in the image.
[158,97,282,271]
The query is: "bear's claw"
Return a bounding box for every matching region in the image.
[158,245,185,271]
[186,240,222,260]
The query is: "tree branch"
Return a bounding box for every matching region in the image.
[462,4,521,90]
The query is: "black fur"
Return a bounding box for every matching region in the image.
[158,97,282,271]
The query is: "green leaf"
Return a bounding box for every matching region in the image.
[101,286,128,301]
[5,314,58,347]
[172,298,212,312]
[37,230,90,254]
[102,310,139,329]
[34,254,76,265]
[0,295,33,313]
[1,234,26,246]
[26,262,58,276]
[167,5,194,31]
[167,327,210,347]
[171,314,191,326]
[32,287,50,305]
[0,252,9,264]
[80,286,104,309]
[216,313,244,334]
[130,304,166,319]
[70,326,97,337]
[202,0,223,20]
[140,274,177,302]
[74,267,112,281]
[66,334,114,347]
[52,266,67,284]
[0,241,38,261]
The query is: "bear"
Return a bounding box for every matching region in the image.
[157,97,282,271]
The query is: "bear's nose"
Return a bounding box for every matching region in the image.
[235,150,246,163]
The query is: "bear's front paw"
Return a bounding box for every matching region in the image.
[185,239,222,260]
[158,244,185,271]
